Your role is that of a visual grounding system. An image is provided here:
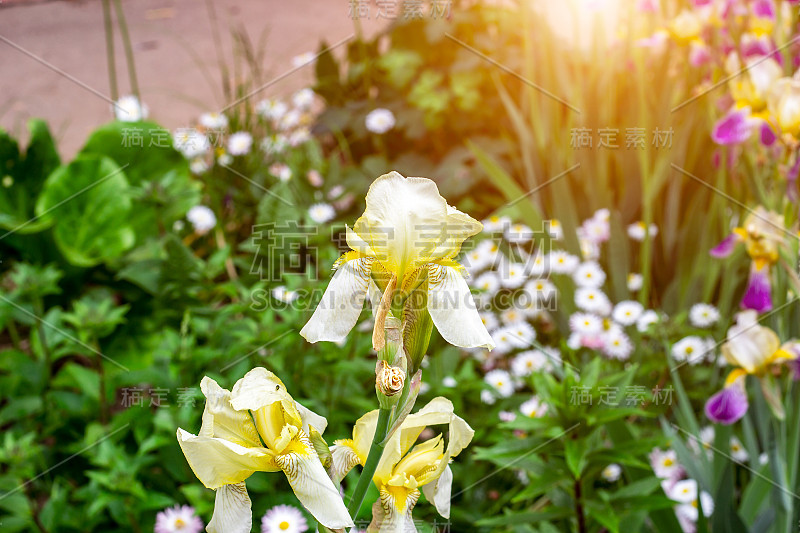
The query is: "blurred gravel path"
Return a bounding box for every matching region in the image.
[0,0,385,155]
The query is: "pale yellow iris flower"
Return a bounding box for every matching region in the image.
[330,397,474,532]
[721,310,796,385]
[176,368,353,532]
[300,171,494,350]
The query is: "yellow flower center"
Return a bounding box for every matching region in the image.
[279,520,291,530]
[663,458,673,467]
[175,519,186,528]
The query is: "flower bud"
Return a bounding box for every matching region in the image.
[376,360,405,397]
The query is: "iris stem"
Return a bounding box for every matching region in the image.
[347,406,391,519]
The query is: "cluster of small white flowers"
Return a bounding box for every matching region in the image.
[577,208,610,259]
[650,444,718,532]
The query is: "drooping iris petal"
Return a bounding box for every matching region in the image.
[760,121,777,145]
[711,108,752,145]
[207,482,252,533]
[722,313,780,373]
[369,486,420,533]
[705,385,749,425]
[274,433,354,529]
[741,263,773,313]
[709,233,740,258]
[421,465,453,519]
[299,254,373,343]
[427,263,495,350]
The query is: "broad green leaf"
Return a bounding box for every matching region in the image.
[35,154,135,266]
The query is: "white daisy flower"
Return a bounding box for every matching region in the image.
[730,436,748,462]
[199,112,228,130]
[668,479,698,504]
[465,239,499,273]
[650,448,681,479]
[627,221,659,242]
[186,205,216,235]
[601,463,622,482]
[526,253,548,278]
[279,109,303,131]
[504,223,534,244]
[500,307,525,326]
[759,453,768,465]
[442,376,457,387]
[261,504,308,533]
[675,491,714,522]
[573,261,607,288]
[307,203,336,224]
[603,328,633,360]
[525,279,557,305]
[479,311,499,332]
[482,215,511,234]
[484,369,514,398]
[292,88,315,110]
[499,262,528,289]
[256,98,288,121]
[474,271,501,295]
[480,389,497,404]
[580,215,610,243]
[154,504,203,533]
[547,250,579,274]
[547,219,563,240]
[511,350,549,377]
[636,309,660,332]
[327,184,345,199]
[271,285,298,304]
[627,272,643,291]
[689,303,720,328]
[507,322,536,348]
[612,300,645,326]
[269,163,292,182]
[227,131,253,156]
[173,128,210,158]
[217,153,233,166]
[671,336,707,364]
[569,312,603,335]
[520,395,548,418]
[189,158,209,175]
[365,108,395,134]
[567,333,582,350]
[575,287,612,315]
[114,95,148,122]
[490,327,514,354]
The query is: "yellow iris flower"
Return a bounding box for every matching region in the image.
[329,397,474,532]
[176,368,353,532]
[300,171,494,350]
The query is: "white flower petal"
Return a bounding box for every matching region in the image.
[275,434,354,529]
[300,255,373,343]
[427,263,494,349]
[329,441,361,484]
[421,465,452,519]
[207,482,252,533]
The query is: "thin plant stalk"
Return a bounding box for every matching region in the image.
[112,0,140,99]
[347,406,391,518]
[101,0,118,103]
